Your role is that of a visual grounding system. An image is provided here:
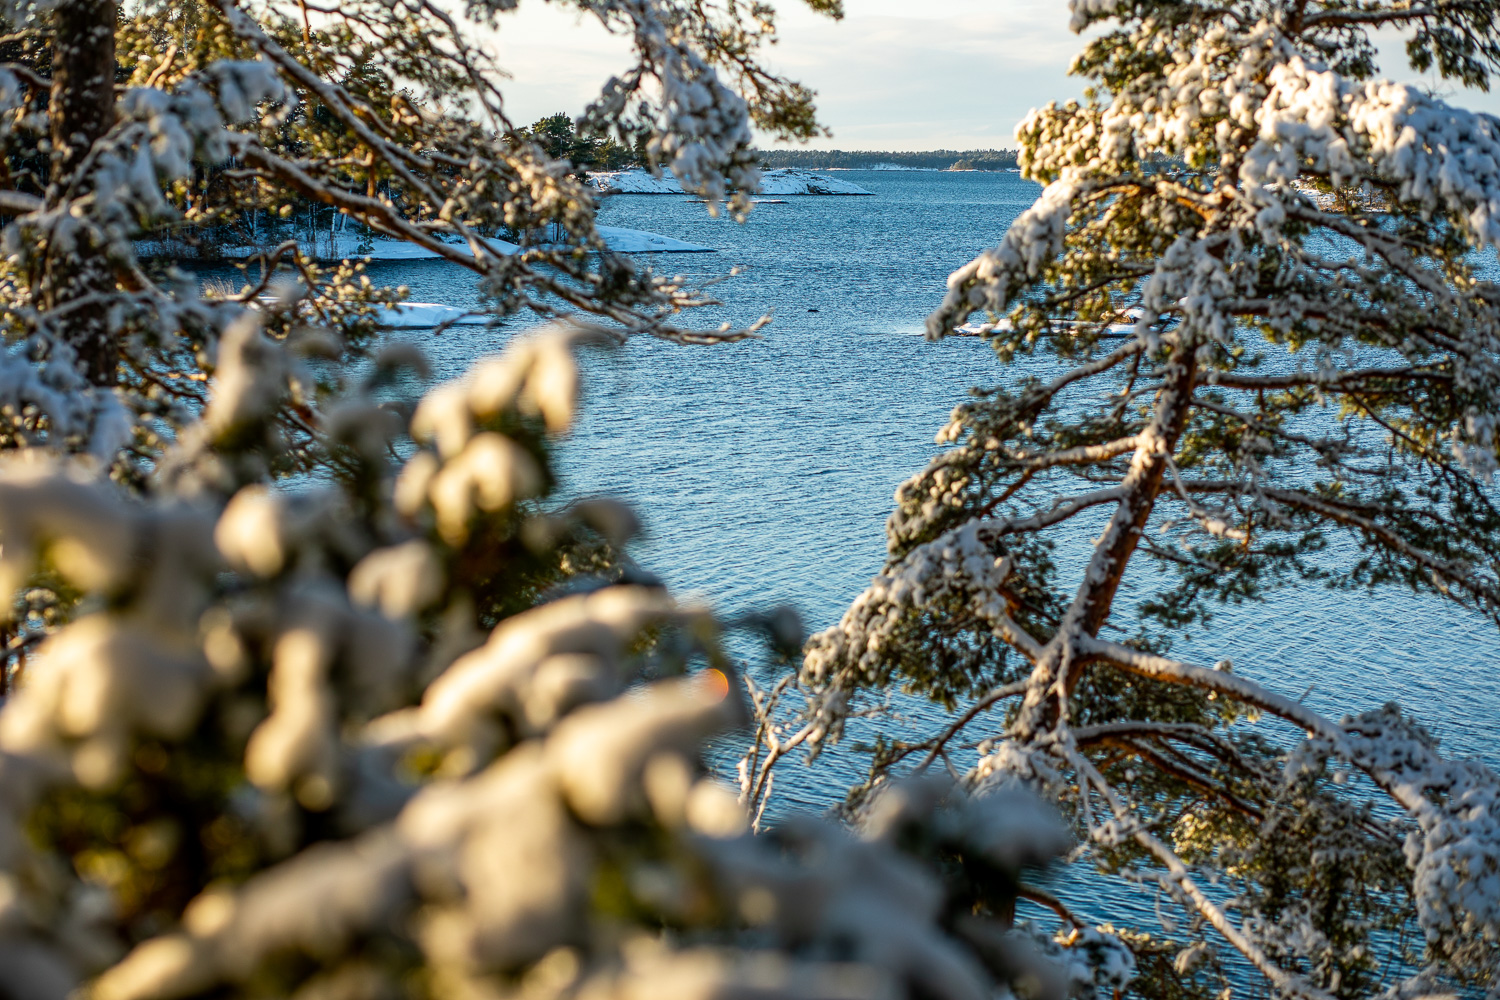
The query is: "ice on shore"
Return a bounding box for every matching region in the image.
[588,167,873,196]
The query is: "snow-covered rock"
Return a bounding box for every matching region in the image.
[588,167,872,196]
[143,225,709,263]
[586,170,688,195]
[593,226,710,252]
[757,169,872,195]
[377,303,491,328]
[247,297,489,329]
[953,319,1014,336]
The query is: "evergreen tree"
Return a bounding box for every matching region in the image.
[746,1,1500,996]
[525,113,634,175]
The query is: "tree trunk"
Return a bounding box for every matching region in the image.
[44,0,118,387]
[1066,341,1198,640]
[1013,341,1198,738]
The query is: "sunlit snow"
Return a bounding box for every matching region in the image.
[589,167,873,196]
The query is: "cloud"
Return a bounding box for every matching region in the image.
[480,0,1500,150]
[759,0,1086,149]
[484,5,632,127]
[482,0,1083,147]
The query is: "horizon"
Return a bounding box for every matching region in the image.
[491,0,1500,151]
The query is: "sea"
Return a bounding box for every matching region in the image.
[329,169,1495,975]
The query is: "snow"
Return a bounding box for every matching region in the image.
[954,319,1013,336]
[588,167,872,196]
[953,318,1140,337]
[141,225,710,263]
[377,303,491,328]
[244,296,486,329]
[592,226,710,252]
[247,298,492,329]
[750,169,873,195]
[587,169,702,195]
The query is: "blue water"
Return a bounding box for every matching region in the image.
[360,170,1498,961]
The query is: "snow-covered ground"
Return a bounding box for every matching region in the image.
[140,225,710,262]
[136,233,522,262]
[587,167,872,196]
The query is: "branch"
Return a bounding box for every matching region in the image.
[998,487,1128,535]
[1076,635,1346,743]
[915,681,1029,774]
[1010,435,1142,473]
[1014,341,1199,740]
[0,62,47,90]
[1303,3,1472,28]
[211,0,454,219]
[0,190,42,215]
[1017,884,1085,927]
[1201,366,1452,391]
[224,136,488,268]
[1259,486,1497,608]
[1022,337,1147,414]
[1190,396,1359,456]
[1060,743,1337,1000]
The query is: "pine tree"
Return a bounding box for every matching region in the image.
[745,1,1500,996]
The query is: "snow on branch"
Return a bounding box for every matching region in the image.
[0,326,1115,1000]
[1312,706,1500,981]
[1245,52,1500,248]
[928,180,1078,338]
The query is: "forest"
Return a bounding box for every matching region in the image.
[757,148,1019,171]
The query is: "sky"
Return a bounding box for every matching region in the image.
[487,0,1500,151]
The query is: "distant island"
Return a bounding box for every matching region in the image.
[757,148,1019,171]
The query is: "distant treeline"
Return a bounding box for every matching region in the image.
[758,148,1019,171]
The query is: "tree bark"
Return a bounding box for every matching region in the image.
[44,0,118,387]
[1064,341,1198,640]
[1012,342,1199,738]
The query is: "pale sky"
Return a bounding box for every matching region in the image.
[487,0,1500,151]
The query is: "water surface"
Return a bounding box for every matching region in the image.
[361,170,1499,945]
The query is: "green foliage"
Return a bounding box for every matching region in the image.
[524,112,636,175]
